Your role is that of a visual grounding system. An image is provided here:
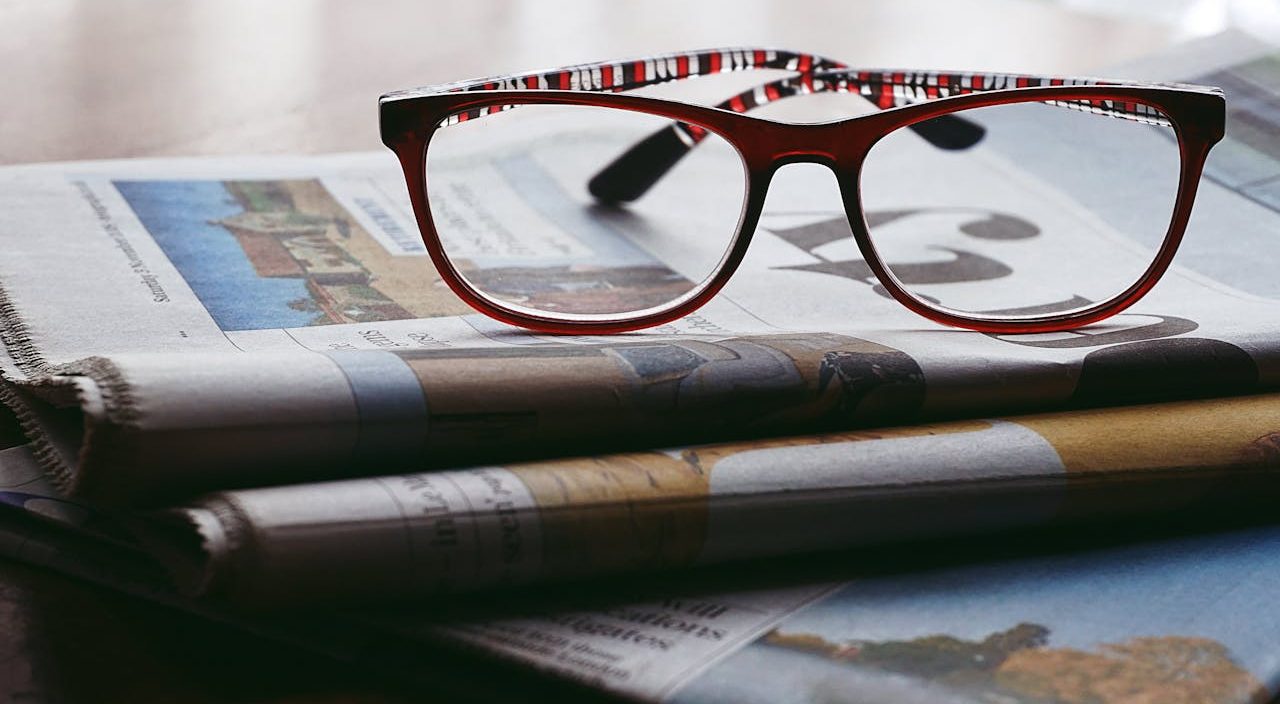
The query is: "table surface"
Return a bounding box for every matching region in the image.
[0,1,1195,701]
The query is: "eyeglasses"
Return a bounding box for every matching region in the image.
[380,48,1225,334]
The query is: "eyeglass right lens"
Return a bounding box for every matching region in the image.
[859,98,1182,321]
[424,104,747,322]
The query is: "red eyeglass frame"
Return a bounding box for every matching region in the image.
[380,49,1226,335]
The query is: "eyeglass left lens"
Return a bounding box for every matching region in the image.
[424,103,747,321]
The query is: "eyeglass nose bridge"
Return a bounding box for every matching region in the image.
[725,118,880,291]
[737,118,879,175]
[733,119,879,251]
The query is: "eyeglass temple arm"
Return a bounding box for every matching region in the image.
[587,72,987,204]
[421,49,995,160]
[587,70,1175,205]
[427,49,846,106]
[406,49,1172,203]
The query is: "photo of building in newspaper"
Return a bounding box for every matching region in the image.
[114,178,473,330]
[115,165,704,329]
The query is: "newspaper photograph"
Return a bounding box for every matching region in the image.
[655,524,1280,703]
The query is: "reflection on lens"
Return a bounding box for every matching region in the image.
[425,104,746,320]
[860,99,1181,318]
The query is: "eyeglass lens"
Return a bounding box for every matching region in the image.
[425,104,747,321]
[424,98,1180,323]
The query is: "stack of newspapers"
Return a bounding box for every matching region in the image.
[3,35,1280,703]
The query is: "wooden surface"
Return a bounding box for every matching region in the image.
[0,1,1184,702]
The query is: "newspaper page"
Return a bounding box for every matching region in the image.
[2,38,1280,503]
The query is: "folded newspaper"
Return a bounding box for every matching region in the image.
[2,30,1280,703]
[143,392,1280,605]
[4,400,1280,702]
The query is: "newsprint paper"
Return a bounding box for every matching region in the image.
[2,31,1280,704]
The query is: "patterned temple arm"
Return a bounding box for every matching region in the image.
[398,48,847,104]
[587,68,990,203]
[587,66,1178,202]
[390,48,1180,203]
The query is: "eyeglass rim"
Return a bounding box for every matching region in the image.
[383,81,1224,335]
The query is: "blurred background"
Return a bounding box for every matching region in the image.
[1,0,1277,166]
[1061,0,1280,39]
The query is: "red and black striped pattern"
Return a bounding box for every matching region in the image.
[676,69,1169,143]
[827,70,1170,125]
[433,48,845,125]
[419,47,1172,129]
[438,48,844,94]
